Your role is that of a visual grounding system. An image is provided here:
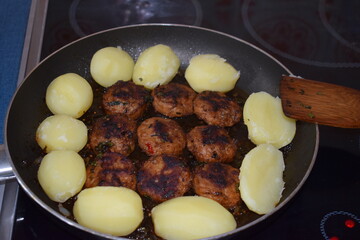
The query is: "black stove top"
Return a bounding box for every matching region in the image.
[11,0,360,239]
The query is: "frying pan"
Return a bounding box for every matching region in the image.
[4,24,318,239]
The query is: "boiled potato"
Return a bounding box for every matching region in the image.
[90,46,134,87]
[36,114,87,153]
[38,150,86,203]
[243,91,296,148]
[185,54,240,92]
[46,73,93,118]
[132,44,180,89]
[151,196,236,240]
[239,144,285,214]
[73,186,143,236]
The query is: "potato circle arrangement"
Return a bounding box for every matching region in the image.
[35,43,297,239]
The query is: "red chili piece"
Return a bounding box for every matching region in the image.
[145,143,154,154]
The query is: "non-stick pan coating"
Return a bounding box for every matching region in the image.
[5,24,318,239]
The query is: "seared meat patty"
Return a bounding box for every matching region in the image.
[137,155,192,202]
[193,91,241,127]
[193,162,240,209]
[152,83,197,117]
[137,117,186,156]
[187,125,237,163]
[85,152,136,190]
[102,80,149,119]
[89,114,137,156]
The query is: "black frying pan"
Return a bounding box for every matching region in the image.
[5,24,318,239]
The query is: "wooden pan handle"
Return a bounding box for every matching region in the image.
[280,76,360,128]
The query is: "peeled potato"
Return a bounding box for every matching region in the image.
[90,46,134,87]
[151,196,236,240]
[46,73,93,118]
[243,91,296,148]
[36,114,88,153]
[73,186,143,236]
[185,54,240,93]
[132,44,180,89]
[239,144,285,214]
[38,150,86,203]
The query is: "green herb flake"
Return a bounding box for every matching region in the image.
[299,102,312,109]
[308,112,315,119]
[95,141,114,153]
[287,87,295,91]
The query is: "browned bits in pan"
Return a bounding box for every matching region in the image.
[193,91,242,127]
[89,114,137,156]
[137,155,192,202]
[152,83,197,117]
[193,162,241,209]
[102,80,150,119]
[137,117,186,156]
[85,152,136,190]
[187,125,237,163]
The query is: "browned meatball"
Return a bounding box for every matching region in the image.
[152,83,197,117]
[89,114,137,156]
[137,117,186,156]
[137,155,192,202]
[85,152,136,190]
[102,80,149,119]
[187,125,237,163]
[193,162,240,209]
[193,91,241,127]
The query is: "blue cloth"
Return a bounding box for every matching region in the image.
[0,0,31,144]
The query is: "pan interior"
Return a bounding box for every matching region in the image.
[5,24,317,238]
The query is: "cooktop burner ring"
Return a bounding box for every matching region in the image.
[241,0,360,68]
[69,0,203,37]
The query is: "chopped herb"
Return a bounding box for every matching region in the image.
[308,112,315,119]
[316,91,325,95]
[95,141,114,153]
[299,89,305,95]
[299,102,312,109]
[287,87,295,91]
[89,161,97,167]
[139,77,143,82]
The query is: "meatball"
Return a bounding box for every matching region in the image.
[137,117,186,156]
[152,83,197,117]
[187,125,237,163]
[85,152,136,190]
[137,155,192,202]
[193,91,241,127]
[193,162,240,209]
[102,80,149,119]
[89,114,137,156]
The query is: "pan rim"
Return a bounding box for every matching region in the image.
[4,23,319,239]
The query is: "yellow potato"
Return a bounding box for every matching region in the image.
[90,47,134,87]
[46,73,93,118]
[73,186,143,236]
[36,114,87,153]
[37,150,86,203]
[151,196,236,240]
[132,44,180,89]
[239,144,285,214]
[243,91,296,148]
[185,54,240,92]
